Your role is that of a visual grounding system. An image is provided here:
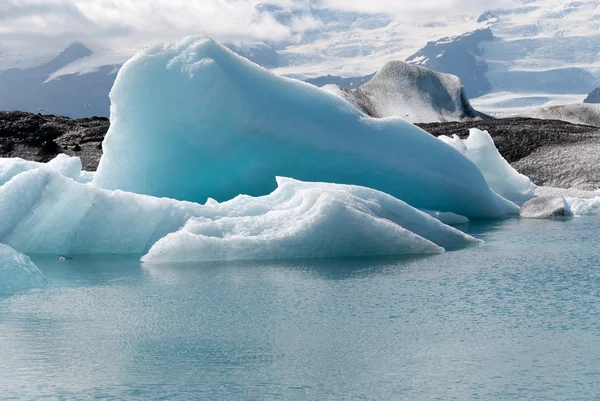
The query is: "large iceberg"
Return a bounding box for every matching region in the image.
[93,36,516,219]
[0,243,47,293]
[438,129,536,205]
[141,177,481,263]
[0,168,479,258]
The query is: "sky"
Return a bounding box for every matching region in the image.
[0,0,516,56]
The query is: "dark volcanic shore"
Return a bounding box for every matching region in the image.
[0,111,109,171]
[416,118,600,164]
[1,111,599,189]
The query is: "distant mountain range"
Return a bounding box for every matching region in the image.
[3,1,600,118]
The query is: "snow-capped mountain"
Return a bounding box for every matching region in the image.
[0,43,116,118]
[3,0,600,117]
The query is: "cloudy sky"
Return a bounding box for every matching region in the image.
[0,0,516,56]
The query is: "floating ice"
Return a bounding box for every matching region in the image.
[93,36,516,219]
[0,154,91,185]
[0,243,47,293]
[0,168,480,258]
[533,187,600,216]
[565,196,600,216]
[0,168,202,255]
[142,177,481,263]
[439,129,536,205]
[519,196,573,219]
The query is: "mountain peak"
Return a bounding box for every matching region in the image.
[60,42,93,60]
[41,42,93,72]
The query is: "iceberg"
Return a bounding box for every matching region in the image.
[565,196,600,216]
[93,36,516,219]
[0,154,85,185]
[142,177,481,263]
[0,168,479,258]
[0,168,201,255]
[519,196,573,219]
[438,129,536,205]
[0,243,47,293]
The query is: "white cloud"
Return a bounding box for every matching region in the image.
[320,0,518,17]
[0,0,521,68]
[0,0,319,55]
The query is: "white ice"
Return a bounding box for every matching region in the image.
[0,168,202,255]
[566,197,600,216]
[0,168,480,259]
[141,177,481,263]
[438,129,536,205]
[0,154,92,185]
[93,36,516,219]
[0,243,47,293]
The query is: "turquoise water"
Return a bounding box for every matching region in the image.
[1,217,600,400]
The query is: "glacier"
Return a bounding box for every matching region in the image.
[0,166,479,258]
[141,177,481,264]
[438,129,536,205]
[93,36,517,219]
[0,243,47,293]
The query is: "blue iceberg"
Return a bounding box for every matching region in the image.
[0,243,47,293]
[93,36,517,219]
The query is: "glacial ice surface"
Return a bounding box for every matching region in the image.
[0,154,86,185]
[0,168,203,255]
[565,197,600,216]
[0,243,47,293]
[93,36,516,219]
[0,169,480,258]
[142,177,481,263]
[439,129,536,205]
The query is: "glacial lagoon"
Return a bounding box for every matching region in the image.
[1,216,599,400]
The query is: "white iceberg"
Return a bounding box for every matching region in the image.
[534,187,600,216]
[142,177,481,263]
[0,168,479,259]
[0,154,91,185]
[0,168,201,255]
[0,243,47,293]
[439,129,536,205]
[565,196,600,216]
[93,36,516,219]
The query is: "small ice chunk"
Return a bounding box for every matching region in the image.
[565,196,600,216]
[0,243,47,293]
[519,196,573,219]
[439,129,536,205]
